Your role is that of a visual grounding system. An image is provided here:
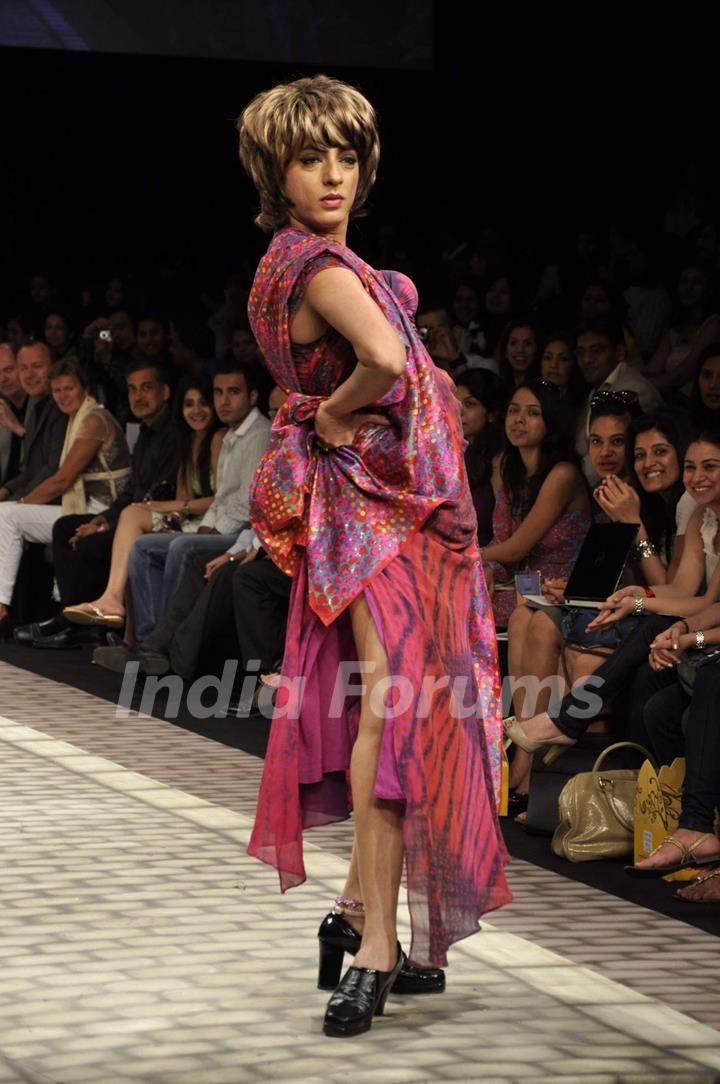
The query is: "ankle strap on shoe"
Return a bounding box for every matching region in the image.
[333,895,365,916]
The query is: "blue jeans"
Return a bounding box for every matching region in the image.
[129,533,238,640]
[643,667,720,833]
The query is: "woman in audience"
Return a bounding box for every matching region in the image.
[504,403,684,808]
[0,358,130,625]
[687,342,720,434]
[482,377,591,632]
[497,318,540,393]
[645,264,720,397]
[480,273,516,356]
[632,604,720,891]
[539,331,587,409]
[63,374,224,627]
[504,427,720,758]
[453,369,505,545]
[44,311,77,362]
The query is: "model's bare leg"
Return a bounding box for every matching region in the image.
[85,506,153,616]
[346,593,403,973]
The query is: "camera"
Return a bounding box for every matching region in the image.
[98,329,113,343]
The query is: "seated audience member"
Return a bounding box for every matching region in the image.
[504,427,720,757]
[632,604,720,894]
[133,313,173,370]
[539,331,587,409]
[481,273,517,356]
[681,342,720,445]
[0,343,67,504]
[5,313,34,355]
[506,409,685,807]
[579,280,644,370]
[482,378,592,631]
[0,359,130,627]
[450,281,488,359]
[453,370,505,545]
[415,301,490,375]
[229,322,263,367]
[497,319,540,394]
[645,264,720,398]
[0,344,29,484]
[169,316,216,380]
[78,310,136,424]
[43,310,77,362]
[100,360,270,641]
[15,360,179,648]
[62,375,224,628]
[574,316,663,469]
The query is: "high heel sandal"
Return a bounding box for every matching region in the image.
[323,942,405,1037]
[503,715,575,765]
[317,897,445,994]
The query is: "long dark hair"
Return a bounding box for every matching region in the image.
[689,342,720,426]
[455,368,506,489]
[497,317,540,393]
[172,374,220,497]
[539,330,587,409]
[626,413,685,562]
[500,377,577,516]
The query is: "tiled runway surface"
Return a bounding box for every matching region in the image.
[1,659,720,1083]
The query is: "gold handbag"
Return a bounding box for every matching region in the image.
[552,742,654,863]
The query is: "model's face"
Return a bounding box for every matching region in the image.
[182,388,213,433]
[698,355,720,410]
[127,368,170,422]
[506,326,536,373]
[505,387,546,448]
[683,442,720,507]
[284,144,359,241]
[17,346,52,397]
[44,314,69,351]
[0,348,21,398]
[581,285,609,320]
[575,332,618,386]
[589,415,628,477]
[136,319,166,357]
[213,372,256,428]
[454,384,489,439]
[51,373,86,416]
[541,340,573,387]
[633,428,680,494]
[485,277,511,314]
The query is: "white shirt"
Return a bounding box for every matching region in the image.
[199,407,270,536]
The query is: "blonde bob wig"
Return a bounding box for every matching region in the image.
[237,74,380,232]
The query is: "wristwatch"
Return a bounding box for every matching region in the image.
[696,629,706,649]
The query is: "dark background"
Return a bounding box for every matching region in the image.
[0,3,718,302]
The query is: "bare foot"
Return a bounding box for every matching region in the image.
[90,594,125,618]
[676,869,720,902]
[634,830,720,871]
[260,671,281,688]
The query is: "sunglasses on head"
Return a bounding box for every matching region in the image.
[590,389,639,408]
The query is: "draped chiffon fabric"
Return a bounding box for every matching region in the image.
[246,227,511,966]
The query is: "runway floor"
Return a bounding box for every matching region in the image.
[1,657,720,1083]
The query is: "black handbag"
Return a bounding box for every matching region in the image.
[677,645,720,694]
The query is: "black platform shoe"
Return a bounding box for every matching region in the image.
[317,912,446,994]
[323,943,405,1037]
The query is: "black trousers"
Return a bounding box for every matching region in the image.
[551,614,676,742]
[52,514,115,607]
[144,553,290,683]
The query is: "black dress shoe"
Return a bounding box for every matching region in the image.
[317,912,445,994]
[32,625,106,650]
[92,643,170,675]
[323,944,404,1037]
[15,614,70,643]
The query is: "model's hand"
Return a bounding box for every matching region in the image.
[594,475,641,523]
[541,577,567,604]
[314,401,390,450]
[586,595,635,629]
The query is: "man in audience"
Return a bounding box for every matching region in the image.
[0,342,66,502]
[125,360,270,641]
[416,302,495,375]
[0,344,29,484]
[574,316,662,463]
[79,310,137,424]
[16,360,179,648]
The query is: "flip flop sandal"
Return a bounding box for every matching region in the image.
[675,867,720,903]
[63,604,125,628]
[625,833,720,878]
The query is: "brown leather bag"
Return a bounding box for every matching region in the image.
[552,742,655,862]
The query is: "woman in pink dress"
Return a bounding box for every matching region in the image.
[237,74,510,1037]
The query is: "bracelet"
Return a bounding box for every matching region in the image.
[633,539,658,560]
[696,629,706,649]
[633,595,645,615]
[645,587,655,598]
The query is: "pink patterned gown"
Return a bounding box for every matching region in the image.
[246,227,511,966]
